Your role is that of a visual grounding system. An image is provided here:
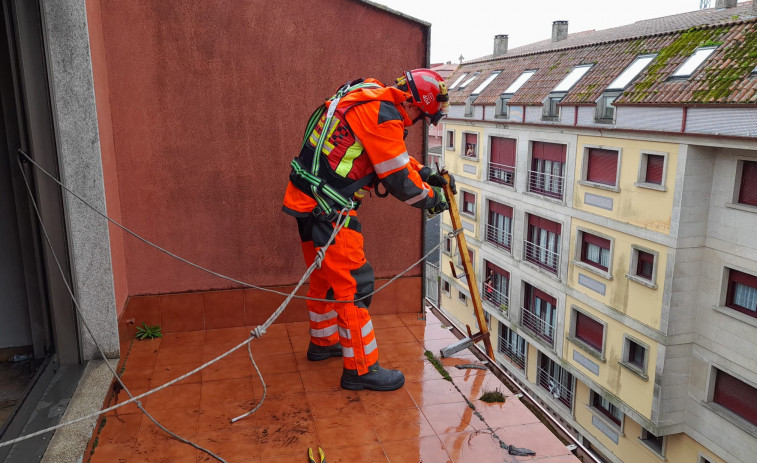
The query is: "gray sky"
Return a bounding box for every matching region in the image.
[370,0,707,63]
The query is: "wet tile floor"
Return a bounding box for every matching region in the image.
[88,309,579,463]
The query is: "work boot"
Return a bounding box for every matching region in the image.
[307,342,343,361]
[340,362,405,391]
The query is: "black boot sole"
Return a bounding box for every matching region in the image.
[340,376,405,391]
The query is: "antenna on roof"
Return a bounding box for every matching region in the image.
[699,0,711,8]
[458,54,464,65]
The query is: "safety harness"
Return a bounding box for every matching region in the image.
[289,80,383,220]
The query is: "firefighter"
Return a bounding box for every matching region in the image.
[282,69,455,391]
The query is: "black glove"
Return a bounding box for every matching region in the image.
[427,172,457,195]
[426,187,449,216]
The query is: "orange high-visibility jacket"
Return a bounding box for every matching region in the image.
[283,78,442,216]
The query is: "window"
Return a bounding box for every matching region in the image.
[448,73,469,90]
[462,191,476,216]
[737,160,757,207]
[457,72,479,90]
[606,54,657,90]
[446,130,455,149]
[571,309,605,354]
[464,96,474,117]
[628,246,658,288]
[498,324,526,370]
[622,336,648,375]
[713,369,757,426]
[538,353,574,408]
[529,141,566,199]
[595,92,619,121]
[488,137,516,186]
[456,249,474,271]
[580,232,611,272]
[726,268,757,318]
[463,133,478,158]
[503,70,536,94]
[638,152,666,187]
[636,251,654,279]
[471,71,501,95]
[523,284,557,344]
[590,390,623,427]
[640,428,665,456]
[671,46,717,78]
[584,147,619,187]
[458,291,467,304]
[553,64,593,92]
[543,95,562,118]
[484,261,509,312]
[486,201,513,250]
[443,237,452,255]
[524,214,561,274]
[496,95,510,118]
[442,279,451,296]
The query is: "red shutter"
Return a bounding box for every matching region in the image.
[645,154,664,184]
[464,192,475,208]
[466,133,477,145]
[714,370,757,426]
[485,261,509,279]
[587,148,618,185]
[583,233,610,250]
[531,286,556,306]
[739,161,757,206]
[532,141,566,162]
[575,312,604,351]
[488,201,513,217]
[491,137,516,166]
[637,251,655,278]
[528,214,561,234]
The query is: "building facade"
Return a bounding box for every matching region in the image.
[438,3,757,463]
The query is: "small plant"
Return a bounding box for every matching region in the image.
[480,388,506,403]
[135,323,162,340]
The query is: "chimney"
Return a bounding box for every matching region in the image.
[552,21,568,42]
[715,0,737,7]
[494,34,509,57]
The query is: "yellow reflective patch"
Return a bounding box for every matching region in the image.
[335,140,363,177]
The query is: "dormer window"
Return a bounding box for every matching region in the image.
[543,95,563,119]
[496,95,510,118]
[595,92,620,122]
[544,65,592,121]
[496,70,536,119]
[671,46,717,78]
[471,71,501,95]
[448,73,469,90]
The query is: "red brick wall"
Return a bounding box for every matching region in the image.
[89,0,429,298]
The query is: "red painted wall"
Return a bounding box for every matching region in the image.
[92,0,429,296]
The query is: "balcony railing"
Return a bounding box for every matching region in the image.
[523,240,560,274]
[483,284,509,315]
[497,337,525,370]
[537,366,574,409]
[488,162,515,187]
[485,223,511,251]
[520,306,555,345]
[528,170,564,199]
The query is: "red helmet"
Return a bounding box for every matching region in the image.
[396,69,449,125]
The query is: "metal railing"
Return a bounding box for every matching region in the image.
[537,366,574,409]
[485,223,511,251]
[523,239,560,274]
[488,162,515,186]
[520,306,555,345]
[527,170,564,199]
[497,336,525,370]
[483,284,509,315]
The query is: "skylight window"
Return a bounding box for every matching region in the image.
[503,70,536,94]
[458,72,480,90]
[471,71,501,95]
[607,54,657,90]
[672,46,717,78]
[553,64,593,92]
[448,73,469,90]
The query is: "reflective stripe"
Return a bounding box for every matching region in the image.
[374,151,410,175]
[342,347,355,358]
[361,320,374,338]
[364,338,378,355]
[335,140,364,177]
[339,326,351,339]
[404,185,430,205]
[310,325,338,338]
[309,310,338,322]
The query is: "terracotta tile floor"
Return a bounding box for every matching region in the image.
[88,308,579,463]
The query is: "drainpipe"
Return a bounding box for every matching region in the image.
[574,107,579,126]
[681,106,688,133]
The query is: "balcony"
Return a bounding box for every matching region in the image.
[497,336,525,370]
[520,306,556,346]
[523,240,560,274]
[484,223,512,251]
[537,366,574,409]
[487,162,515,187]
[483,283,509,316]
[527,170,564,200]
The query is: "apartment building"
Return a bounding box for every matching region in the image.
[437,2,757,463]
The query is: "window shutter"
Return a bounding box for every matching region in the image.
[531,286,556,306]
[485,261,509,279]
[739,161,757,206]
[464,192,475,208]
[582,233,610,250]
[528,214,561,234]
[637,250,655,278]
[490,137,516,166]
[488,201,513,217]
[714,370,757,426]
[533,141,566,162]
[465,133,477,145]
[586,148,618,185]
[645,154,664,184]
[575,312,604,351]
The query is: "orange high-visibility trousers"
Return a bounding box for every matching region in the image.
[297,214,378,375]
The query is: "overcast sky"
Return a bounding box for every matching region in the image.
[370,0,708,63]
